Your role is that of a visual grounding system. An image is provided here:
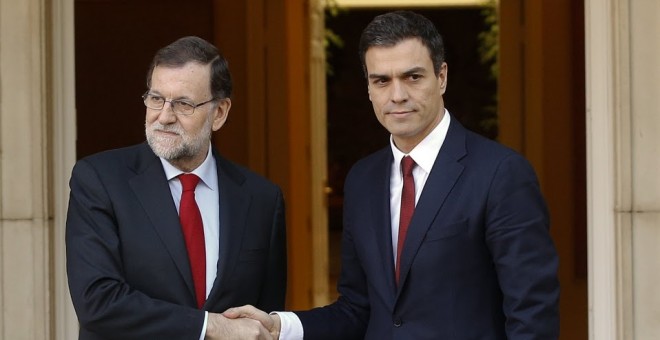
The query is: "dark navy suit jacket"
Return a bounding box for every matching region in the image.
[297,117,559,339]
[66,143,286,339]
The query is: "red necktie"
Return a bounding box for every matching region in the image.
[178,174,206,308]
[396,156,416,284]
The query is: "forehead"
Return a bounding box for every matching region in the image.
[365,38,433,74]
[150,62,211,95]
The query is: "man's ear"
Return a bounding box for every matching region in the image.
[212,98,231,131]
[438,62,448,94]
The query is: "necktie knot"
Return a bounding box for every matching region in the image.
[401,156,416,177]
[179,174,200,192]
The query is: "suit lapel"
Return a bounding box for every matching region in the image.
[368,149,398,298]
[127,144,251,308]
[396,119,467,296]
[204,150,250,307]
[128,144,196,299]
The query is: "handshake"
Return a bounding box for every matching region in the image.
[205,305,282,340]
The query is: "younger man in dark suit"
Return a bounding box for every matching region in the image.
[226,10,560,339]
[66,36,285,340]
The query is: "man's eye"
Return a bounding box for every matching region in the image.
[149,95,165,104]
[173,101,195,110]
[409,74,422,80]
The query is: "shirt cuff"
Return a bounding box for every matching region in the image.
[272,311,304,340]
[199,311,208,340]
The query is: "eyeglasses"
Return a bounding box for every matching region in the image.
[142,92,216,116]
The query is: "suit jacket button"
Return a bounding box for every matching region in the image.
[393,318,402,327]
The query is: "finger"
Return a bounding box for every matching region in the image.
[222,308,239,318]
[238,317,272,340]
[223,304,256,318]
[223,307,249,318]
[231,308,273,329]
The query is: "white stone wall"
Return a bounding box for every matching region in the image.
[587,0,660,339]
[629,1,660,339]
[0,0,51,338]
[0,0,77,338]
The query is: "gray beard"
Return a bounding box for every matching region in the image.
[145,118,212,161]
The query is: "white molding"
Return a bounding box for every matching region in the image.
[585,0,616,338]
[51,0,79,338]
[585,0,632,339]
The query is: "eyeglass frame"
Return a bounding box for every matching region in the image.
[142,92,217,116]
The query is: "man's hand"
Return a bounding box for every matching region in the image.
[205,312,273,340]
[223,305,281,339]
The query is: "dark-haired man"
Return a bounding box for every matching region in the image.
[227,11,559,339]
[66,36,285,340]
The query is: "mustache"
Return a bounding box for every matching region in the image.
[148,122,183,135]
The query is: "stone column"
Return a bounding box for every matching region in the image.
[51,0,79,338]
[628,1,660,338]
[587,0,660,338]
[0,0,52,338]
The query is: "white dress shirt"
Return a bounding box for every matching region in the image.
[276,111,451,340]
[388,111,449,263]
[159,144,220,340]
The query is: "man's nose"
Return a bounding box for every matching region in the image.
[390,81,408,103]
[157,101,177,124]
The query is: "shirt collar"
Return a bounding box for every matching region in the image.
[390,109,451,174]
[159,143,218,191]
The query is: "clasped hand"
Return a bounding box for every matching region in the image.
[204,305,281,340]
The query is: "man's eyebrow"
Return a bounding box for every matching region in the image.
[149,91,194,102]
[402,66,426,75]
[172,96,194,102]
[368,73,390,80]
[368,66,427,80]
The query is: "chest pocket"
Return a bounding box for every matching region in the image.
[424,218,466,241]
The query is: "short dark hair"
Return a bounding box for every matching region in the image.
[146,36,232,99]
[358,11,445,77]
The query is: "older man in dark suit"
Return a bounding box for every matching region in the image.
[66,36,285,340]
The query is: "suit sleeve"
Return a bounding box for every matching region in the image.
[256,188,287,312]
[66,159,205,339]
[294,169,369,340]
[485,154,560,339]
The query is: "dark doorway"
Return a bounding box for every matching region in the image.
[74,0,215,159]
